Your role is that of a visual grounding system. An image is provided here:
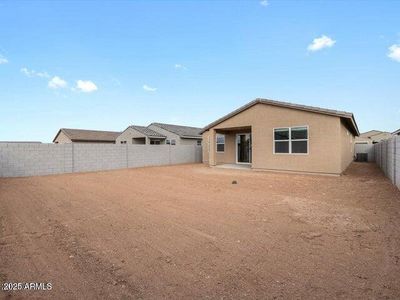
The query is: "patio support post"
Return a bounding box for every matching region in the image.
[209,129,216,166]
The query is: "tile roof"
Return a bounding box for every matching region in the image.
[129,125,166,138]
[54,128,121,142]
[200,98,360,135]
[150,123,202,138]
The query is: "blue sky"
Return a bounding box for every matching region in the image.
[0,0,399,142]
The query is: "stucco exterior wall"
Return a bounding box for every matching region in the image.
[116,127,165,145]
[203,103,351,174]
[147,125,201,146]
[202,131,210,163]
[340,119,355,172]
[54,131,72,144]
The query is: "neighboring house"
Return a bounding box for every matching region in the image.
[53,128,121,144]
[148,123,202,146]
[201,98,359,175]
[116,125,166,144]
[392,129,400,136]
[355,130,393,144]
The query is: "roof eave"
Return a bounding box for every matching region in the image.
[200,98,360,136]
[181,135,202,139]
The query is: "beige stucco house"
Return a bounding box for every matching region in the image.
[53,128,121,144]
[116,125,167,145]
[116,123,202,146]
[148,123,202,146]
[355,130,392,145]
[201,98,359,175]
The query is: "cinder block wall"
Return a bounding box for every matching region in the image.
[354,144,375,162]
[0,143,202,178]
[374,136,399,190]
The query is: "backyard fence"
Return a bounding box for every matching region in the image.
[354,143,375,162]
[0,143,202,178]
[374,135,400,190]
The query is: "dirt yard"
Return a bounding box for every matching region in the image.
[1,163,400,299]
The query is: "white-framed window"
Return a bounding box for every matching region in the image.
[197,140,202,146]
[216,134,225,153]
[166,139,171,145]
[273,126,308,154]
[150,140,161,145]
[120,141,127,144]
[171,139,176,145]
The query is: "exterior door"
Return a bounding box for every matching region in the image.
[237,133,251,164]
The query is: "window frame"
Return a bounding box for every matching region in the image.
[216,133,225,153]
[273,126,309,155]
[150,140,161,145]
[171,139,176,145]
[197,140,202,146]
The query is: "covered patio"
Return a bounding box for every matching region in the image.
[211,126,252,167]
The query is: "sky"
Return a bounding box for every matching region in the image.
[0,0,399,142]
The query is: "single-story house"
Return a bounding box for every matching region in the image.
[201,98,359,175]
[116,123,202,146]
[116,125,167,145]
[53,128,121,144]
[148,123,202,146]
[355,130,392,144]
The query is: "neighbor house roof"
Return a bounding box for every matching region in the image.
[128,125,166,138]
[53,128,121,143]
[200,98,360,135]
[359,130,382,138]
[359,130,391,138]
[150,123,202,139]
[392,129,400,135]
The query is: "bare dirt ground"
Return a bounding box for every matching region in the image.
[1,162,400,299]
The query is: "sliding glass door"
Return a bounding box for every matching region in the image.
[236,133,251,164]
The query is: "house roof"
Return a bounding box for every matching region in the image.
[128,125,166,138]
[200,98,360,136]
[53,128,121,143]
[392,129,400,135]
[359,130,382,138]
[359,130,392,138]
[150,123,202,139]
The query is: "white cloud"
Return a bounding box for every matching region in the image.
[388,44,400,62]
[143,84,157,92]
[174,64,187,70]
[48,76,67,89]
[260,0,268,6]
[36,71,50,78]
[76,80,98,93]
[307,35,336,52]
[0,56,8,64]
[21,67,50,78]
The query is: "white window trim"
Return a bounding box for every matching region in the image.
[273,125,309,155]
[216,133,225,153]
